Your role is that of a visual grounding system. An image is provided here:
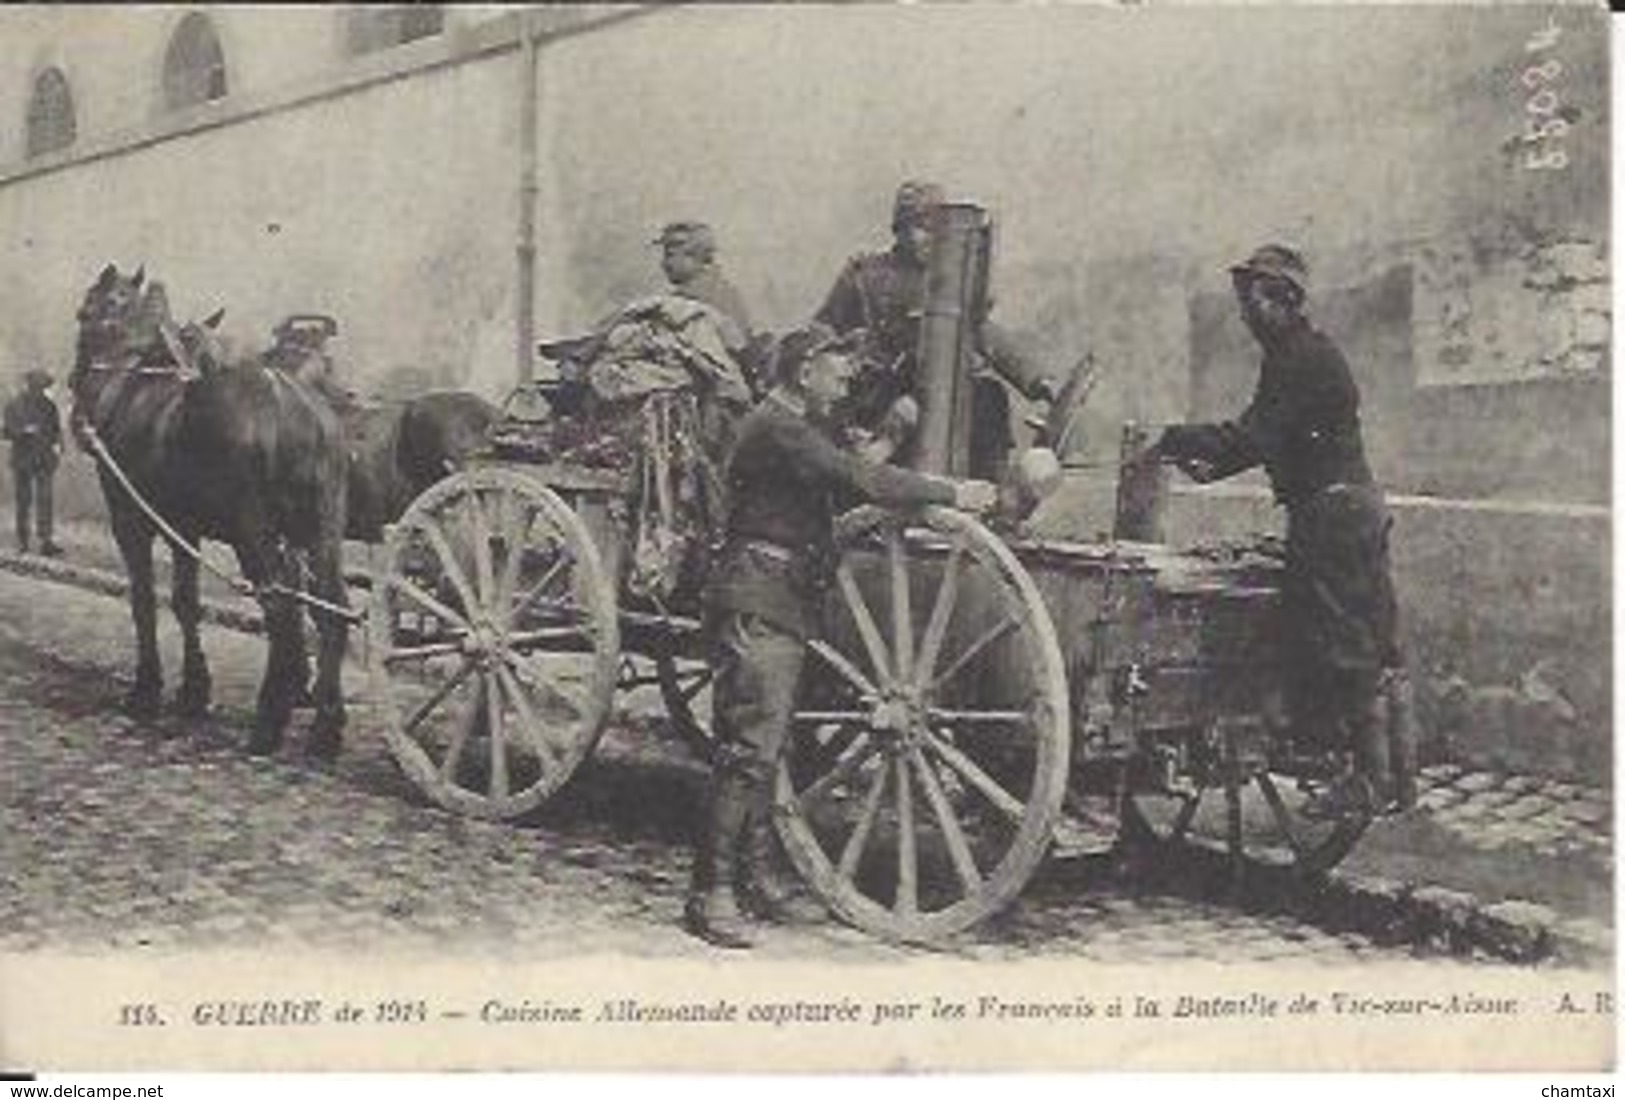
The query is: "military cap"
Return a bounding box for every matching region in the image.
[652,221,717,259]
[892,180,946,229]
[775,323,866,383]
[273,314,339,351]
[1229,244,1309,295]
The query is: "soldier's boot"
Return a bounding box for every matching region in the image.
[1301,768,1376,822]
[1382,667,1420,812]
[683,776,758,950]
[38,481,60,557]
[1354,671,1394,810]
[1303,702,1382,823]
[736,807,801,924]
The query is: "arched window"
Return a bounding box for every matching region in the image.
[162,12,228,111]
[25,67,76,157]
[345,5,445,55]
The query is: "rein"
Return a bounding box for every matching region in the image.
[77,419,365,627]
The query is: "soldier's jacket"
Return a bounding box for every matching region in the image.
[815,246,1050,432]
[673,267,753,351]
[1157,323,1373,509]
[708,392,955,638]
[1159,322,1396,678]
[2,391,61,470]
[267,345,355,412]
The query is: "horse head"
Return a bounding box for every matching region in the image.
[177,308,233,375]
[72,264,146,386]
[68,274,197,442]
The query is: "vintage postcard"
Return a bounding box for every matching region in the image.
[0,1,1613,1075]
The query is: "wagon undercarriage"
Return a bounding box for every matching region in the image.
[362,447,1370,943]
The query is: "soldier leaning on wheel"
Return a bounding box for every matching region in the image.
[686,326,997,949]
[1151,244,1418,821]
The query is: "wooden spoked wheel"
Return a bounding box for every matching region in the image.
[655,652,715,763]
[1123,730,1371,877]
[1227,760,1373,876]
[369,467,620,820]
[776,506,1071,943]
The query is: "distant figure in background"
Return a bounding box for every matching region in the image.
[3,368,63,556]
[654,220,769,394]
[1152,244,1417,818]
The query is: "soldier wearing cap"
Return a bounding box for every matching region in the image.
[267,314,352,409]
[684,325,997,949]
[3,367,63,556]
[654,221,762,385]
[814,181,1059,479]
[1152,244,1416,819]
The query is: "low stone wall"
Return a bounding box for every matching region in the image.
[1033,475,1610,784]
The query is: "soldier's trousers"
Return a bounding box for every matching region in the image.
[711,611,806,794]
[1283,484,1416,803]
[12,460,54,548]
[690,610,806,902]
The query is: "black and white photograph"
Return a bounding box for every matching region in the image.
[0,2,1613,1077]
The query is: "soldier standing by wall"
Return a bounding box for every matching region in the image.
[687,327,996,949]
[815,180,1060,479]
[3,368,63,557]
[1152,244,1417,818]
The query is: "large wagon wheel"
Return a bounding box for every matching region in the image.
[775,505,1071,943]
[656,652,716,763]
[1122,722,1371,878]
[369,467,620,820]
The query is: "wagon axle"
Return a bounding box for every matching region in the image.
[868,689,924,742]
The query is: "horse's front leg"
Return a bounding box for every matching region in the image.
[305,539,350,761]
[112,511,162,720]
[236,539,300,755]
[171,541,212,718]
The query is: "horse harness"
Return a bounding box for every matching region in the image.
[75,350,364,626]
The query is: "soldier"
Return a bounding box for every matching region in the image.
[266,315,353,410]
[3,368,63,556]
[653,221,766,391]
[814,180,1060,479]
[686,326,996,949]
[1152,244,1417,819]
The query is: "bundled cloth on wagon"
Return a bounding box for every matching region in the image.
[500,294,756,605]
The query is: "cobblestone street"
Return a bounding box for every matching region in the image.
[0,569,1593,967]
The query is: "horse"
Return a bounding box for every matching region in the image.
[180,313,499,706]
[341,390,498,543]
[71,264,352,758]
[189,316,498,542]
